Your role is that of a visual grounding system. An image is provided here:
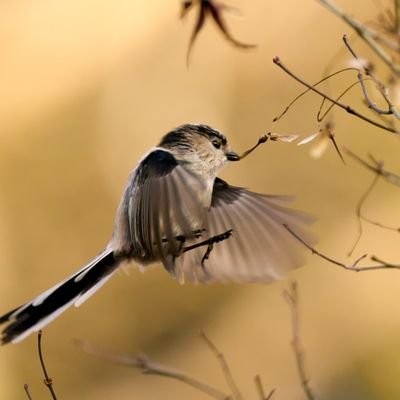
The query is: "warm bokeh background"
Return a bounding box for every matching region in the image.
[1,0,400,398]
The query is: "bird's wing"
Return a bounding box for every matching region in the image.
[173,178,315,283]
[127,149,207,271]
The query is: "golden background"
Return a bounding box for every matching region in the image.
[0,0,399,398]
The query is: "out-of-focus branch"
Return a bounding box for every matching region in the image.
[317,0,400,75]
[200,330,243,400]
[273,57,400,134]
[395,0,400,34]
[283,281,319,400]
[348,172,381,256]
[254,375,276,400]
[345,148,400,187]
[76,339,231,400]
[23,384,33,400]
[345,149,400,253]
[284,224,400,271]
[37,331,57,400]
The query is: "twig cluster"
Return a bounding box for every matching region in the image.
[76,332,276,400]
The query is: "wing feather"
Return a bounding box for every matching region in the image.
[174,178,314,283]
[125,148,206,270]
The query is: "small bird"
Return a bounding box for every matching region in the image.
[0,124,313,344]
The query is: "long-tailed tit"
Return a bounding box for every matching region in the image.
[0,124,313,344]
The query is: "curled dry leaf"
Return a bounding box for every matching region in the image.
[297,123,344,162]
[267,132,299,142]
[181,0,256,64]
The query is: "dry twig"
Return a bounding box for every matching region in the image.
[345,148,400,187]
[23,384,33,400]
[239,132,297,161]
[272,67,359,123]
[200,330,243,400]
[254,375,276,400]
[75,339,231,400]
[317,0,400,75]
[37,331,57,400]
[273,57,399,134]
[343,34,400,119]
[344,149,400,252]
[348,172,382,256]
[283,281,319,400]
[284,224,400,271]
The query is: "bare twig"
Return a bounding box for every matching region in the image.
[200,330,243,400]
[254,375,276,400]
[348,172,381,256]
[361,215,400,233]
[273,57,399,134]
[239,135,269,160]
[239,132,297,160]
[343,35,400,119]
[75,339,230,400]
[23,384,33,400]
[272,67,359,122]
[283,281,319,400]
[344,149,400,239]
[316,79,365,122]
[284,224,400,271]
[37,331,57,400]
[344,148,400,187]
[317,0,400,75]
[396,0,400,34]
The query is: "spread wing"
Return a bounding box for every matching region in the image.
[173,178,314,283]
[123,149,207,270]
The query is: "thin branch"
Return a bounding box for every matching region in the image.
[23,384,33,400]
[273,67,359,122]
[316,79,365,122]
[273,57,399,134]
[282,281,319,400]
[200,330,243,400]
[395,0,400,34]
[317,0,400,75]
[344,148,400,186]
[37,331,57,400]
[361,215,400,233]
[238,131,297,161]
[254,375,276,400]
[357,73,393,115]
[345,149,400,237]
[284,224,400,271]
[343,35,400,119]
[348,173,381,256]
[75,340,230,400]
[239,134,269,160]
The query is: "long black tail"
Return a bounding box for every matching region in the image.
[0,249,119,344]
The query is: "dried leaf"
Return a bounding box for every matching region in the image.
[181,0,256,64]
[268,132,299,142]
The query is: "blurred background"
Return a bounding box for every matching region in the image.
[1,0,400,398]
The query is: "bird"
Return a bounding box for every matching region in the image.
[0,123,313,344]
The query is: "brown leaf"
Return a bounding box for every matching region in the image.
[181,0,256,65]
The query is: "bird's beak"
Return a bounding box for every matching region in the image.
[226,151,240,161]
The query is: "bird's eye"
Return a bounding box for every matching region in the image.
[212,140,221,149]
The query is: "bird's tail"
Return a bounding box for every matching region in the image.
[0,248,120,344]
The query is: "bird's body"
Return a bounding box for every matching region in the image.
[0,124,313,344]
